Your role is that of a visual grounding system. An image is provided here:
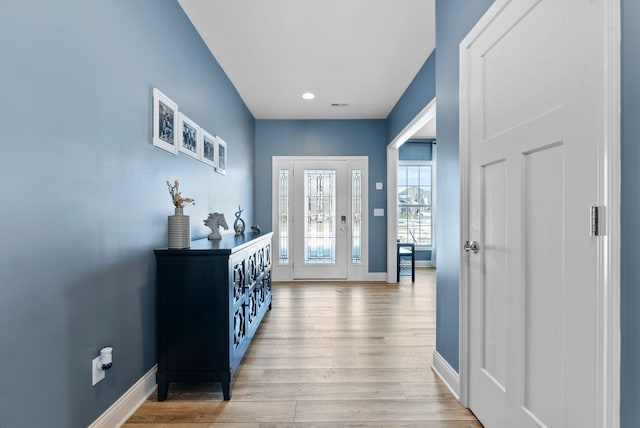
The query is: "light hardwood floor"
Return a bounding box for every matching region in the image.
[125,268,482,427]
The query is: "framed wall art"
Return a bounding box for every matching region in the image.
[152,88,178,154]
[178,112,201,159]
[200,129,216,168]
[214,136,227,175]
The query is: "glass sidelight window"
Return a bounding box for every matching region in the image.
[278,169,289,264]
[352,170,362,264]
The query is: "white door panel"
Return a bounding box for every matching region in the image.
[463,0,605,427]
[480,159,507,391]
[293,160,348,279]
[522,142,564,427]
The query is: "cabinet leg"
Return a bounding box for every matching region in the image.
[221,371,231,400]
[157,374,169,401]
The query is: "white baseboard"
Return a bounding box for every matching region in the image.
[89,364,157,428]
[273,272,389,282]
[364,272,387,281]
[432,350,460,400]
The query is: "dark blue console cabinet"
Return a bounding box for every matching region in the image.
[154,232,273,401]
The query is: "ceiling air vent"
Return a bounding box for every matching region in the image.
[330,103,349,107]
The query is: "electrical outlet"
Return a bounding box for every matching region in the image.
[92,356,105,386]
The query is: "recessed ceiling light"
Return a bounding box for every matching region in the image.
[302,92,316,100]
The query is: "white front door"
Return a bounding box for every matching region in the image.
[462,0,607,427]
[293,160,348,279]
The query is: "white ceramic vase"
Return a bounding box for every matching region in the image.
[168,207,190,249]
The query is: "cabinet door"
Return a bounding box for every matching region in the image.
[247,285,258,328]
[230,253,246,351]
[246,247,259,327]
[231,255,245,306]
[232,303,246,350]
[264,242,272,270]
[247,251,257,286]
[247,239,272,332]
[263,242,272,298]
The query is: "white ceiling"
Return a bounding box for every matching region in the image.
[178,0,436,120]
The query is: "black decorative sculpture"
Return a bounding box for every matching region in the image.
[233,205,246,235]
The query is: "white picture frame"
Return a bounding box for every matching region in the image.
[215,136,227,175]
[200,129,216,168]
[178,112,201,160]
[152,88,178,154]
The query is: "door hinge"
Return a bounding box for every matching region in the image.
[591,206,601,236]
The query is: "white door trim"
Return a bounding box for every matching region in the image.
[386,98,437,283]
[601,1,621,427]
[386,145,398,283]
[457,2,621,428]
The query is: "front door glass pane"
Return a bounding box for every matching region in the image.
[304,169,336,264]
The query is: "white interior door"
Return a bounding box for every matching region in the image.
[462,0,606,427]
[293,160,348,279]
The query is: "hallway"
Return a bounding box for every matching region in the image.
[126,269,481,426]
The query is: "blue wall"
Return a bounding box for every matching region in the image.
[0,1,255,426]
[387,51,436,144]
[399,140,434,161]
[254,120,387,272]
[434,0,494,372]
[621,0,639,425]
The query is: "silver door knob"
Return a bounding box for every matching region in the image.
[463,241,480,253]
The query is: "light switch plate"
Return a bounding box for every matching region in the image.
[376,182,383,190]
[374,208,384,217]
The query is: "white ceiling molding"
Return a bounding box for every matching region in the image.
[389,98,436,149]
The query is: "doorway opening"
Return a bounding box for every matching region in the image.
[271,156,369,281]
[386,98,436,282]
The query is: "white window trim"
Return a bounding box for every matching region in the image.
[397,159,434,250]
